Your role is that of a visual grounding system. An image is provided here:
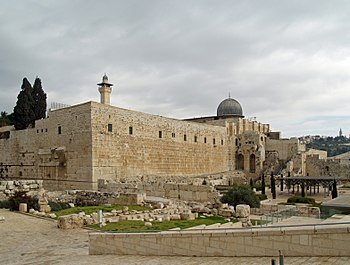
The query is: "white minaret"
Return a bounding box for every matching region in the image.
[97,74,113,105]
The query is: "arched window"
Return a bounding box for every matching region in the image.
[249,154,256,173]
[236,154,244,170]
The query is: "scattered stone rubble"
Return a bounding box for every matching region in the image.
[251,200,321,218]
[57,199,243,229]
[0,180,43,200]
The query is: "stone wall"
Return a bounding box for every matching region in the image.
[265,138,304,161]
[89,224,350,256]
[305,155,350,177]
[90,102,230,183]
[0,180,43,200]
[0,102,93,190]
[98,179,219,203]
[46,190,145,206]
[0,101,235,190]
[251,201,320,218]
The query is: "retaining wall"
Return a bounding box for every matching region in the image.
[89,224,350,257]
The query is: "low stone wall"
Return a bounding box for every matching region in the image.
[251,201,320,218]
[46,190,145,206]
[89,224,350,257]
[98,179,219,203]
[0,180,43,200]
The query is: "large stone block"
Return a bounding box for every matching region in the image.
[236,204,250,218]
[57,214,84,229]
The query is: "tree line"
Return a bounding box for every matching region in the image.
[0,77,47,130]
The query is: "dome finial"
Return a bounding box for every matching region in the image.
[228,92,231,98]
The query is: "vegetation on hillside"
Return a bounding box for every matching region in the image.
[306,136,350,157]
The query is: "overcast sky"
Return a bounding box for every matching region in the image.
[1,0,350,138]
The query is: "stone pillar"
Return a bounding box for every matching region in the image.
[19,203,27,213]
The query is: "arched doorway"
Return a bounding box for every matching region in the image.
[249,154,256,173]
[236,154,244,170]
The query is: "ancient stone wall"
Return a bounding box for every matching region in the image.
[265,138,304,161]
[0,101,239,190]
[98,179,219,203]
[90,102,230,183]
[305,155,350,177]
[0,102,93,190]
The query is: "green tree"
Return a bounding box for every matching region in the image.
[221,184,260,209]
[0,111,11,127]
[32,77,47,121]
[13,78,35,130]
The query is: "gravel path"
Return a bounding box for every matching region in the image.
[0,209,348,265]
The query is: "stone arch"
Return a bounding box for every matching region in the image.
[249,154,256,173]
[236,154,244,170]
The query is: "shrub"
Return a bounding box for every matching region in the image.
[8,191,39,211]
[48,201,70,212]
[253,183,262,191]
[221,184,260,209]
[0,200,12,209]
[287,196,315,204]
[257,194,268,201]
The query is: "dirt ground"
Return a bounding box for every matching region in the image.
[0,209,349,265]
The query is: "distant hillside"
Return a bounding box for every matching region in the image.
[306,136,350,157]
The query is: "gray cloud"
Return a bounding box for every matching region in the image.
[1,0,350,137]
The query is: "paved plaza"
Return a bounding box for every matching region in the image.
[0,209,349,265]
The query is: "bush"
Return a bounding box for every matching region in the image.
[287,196,315,204]
[48,201,70,212]
[257,194,267,201]
[221,184,260,209]
[253,183,262,191]
[8,191,39,211]
[0,200,12,209]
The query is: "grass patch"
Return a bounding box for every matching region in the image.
[87,215,229,232]
[52,204,149,218]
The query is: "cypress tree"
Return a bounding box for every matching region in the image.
[271,172,276,199]
[301,182,305,197]
[280,173,284,192]
[332,180,338,199]
[261,174,265,195]
[13,78,35,130]
[32,77,47,121]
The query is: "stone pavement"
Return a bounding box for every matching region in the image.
[0,209,349,265]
